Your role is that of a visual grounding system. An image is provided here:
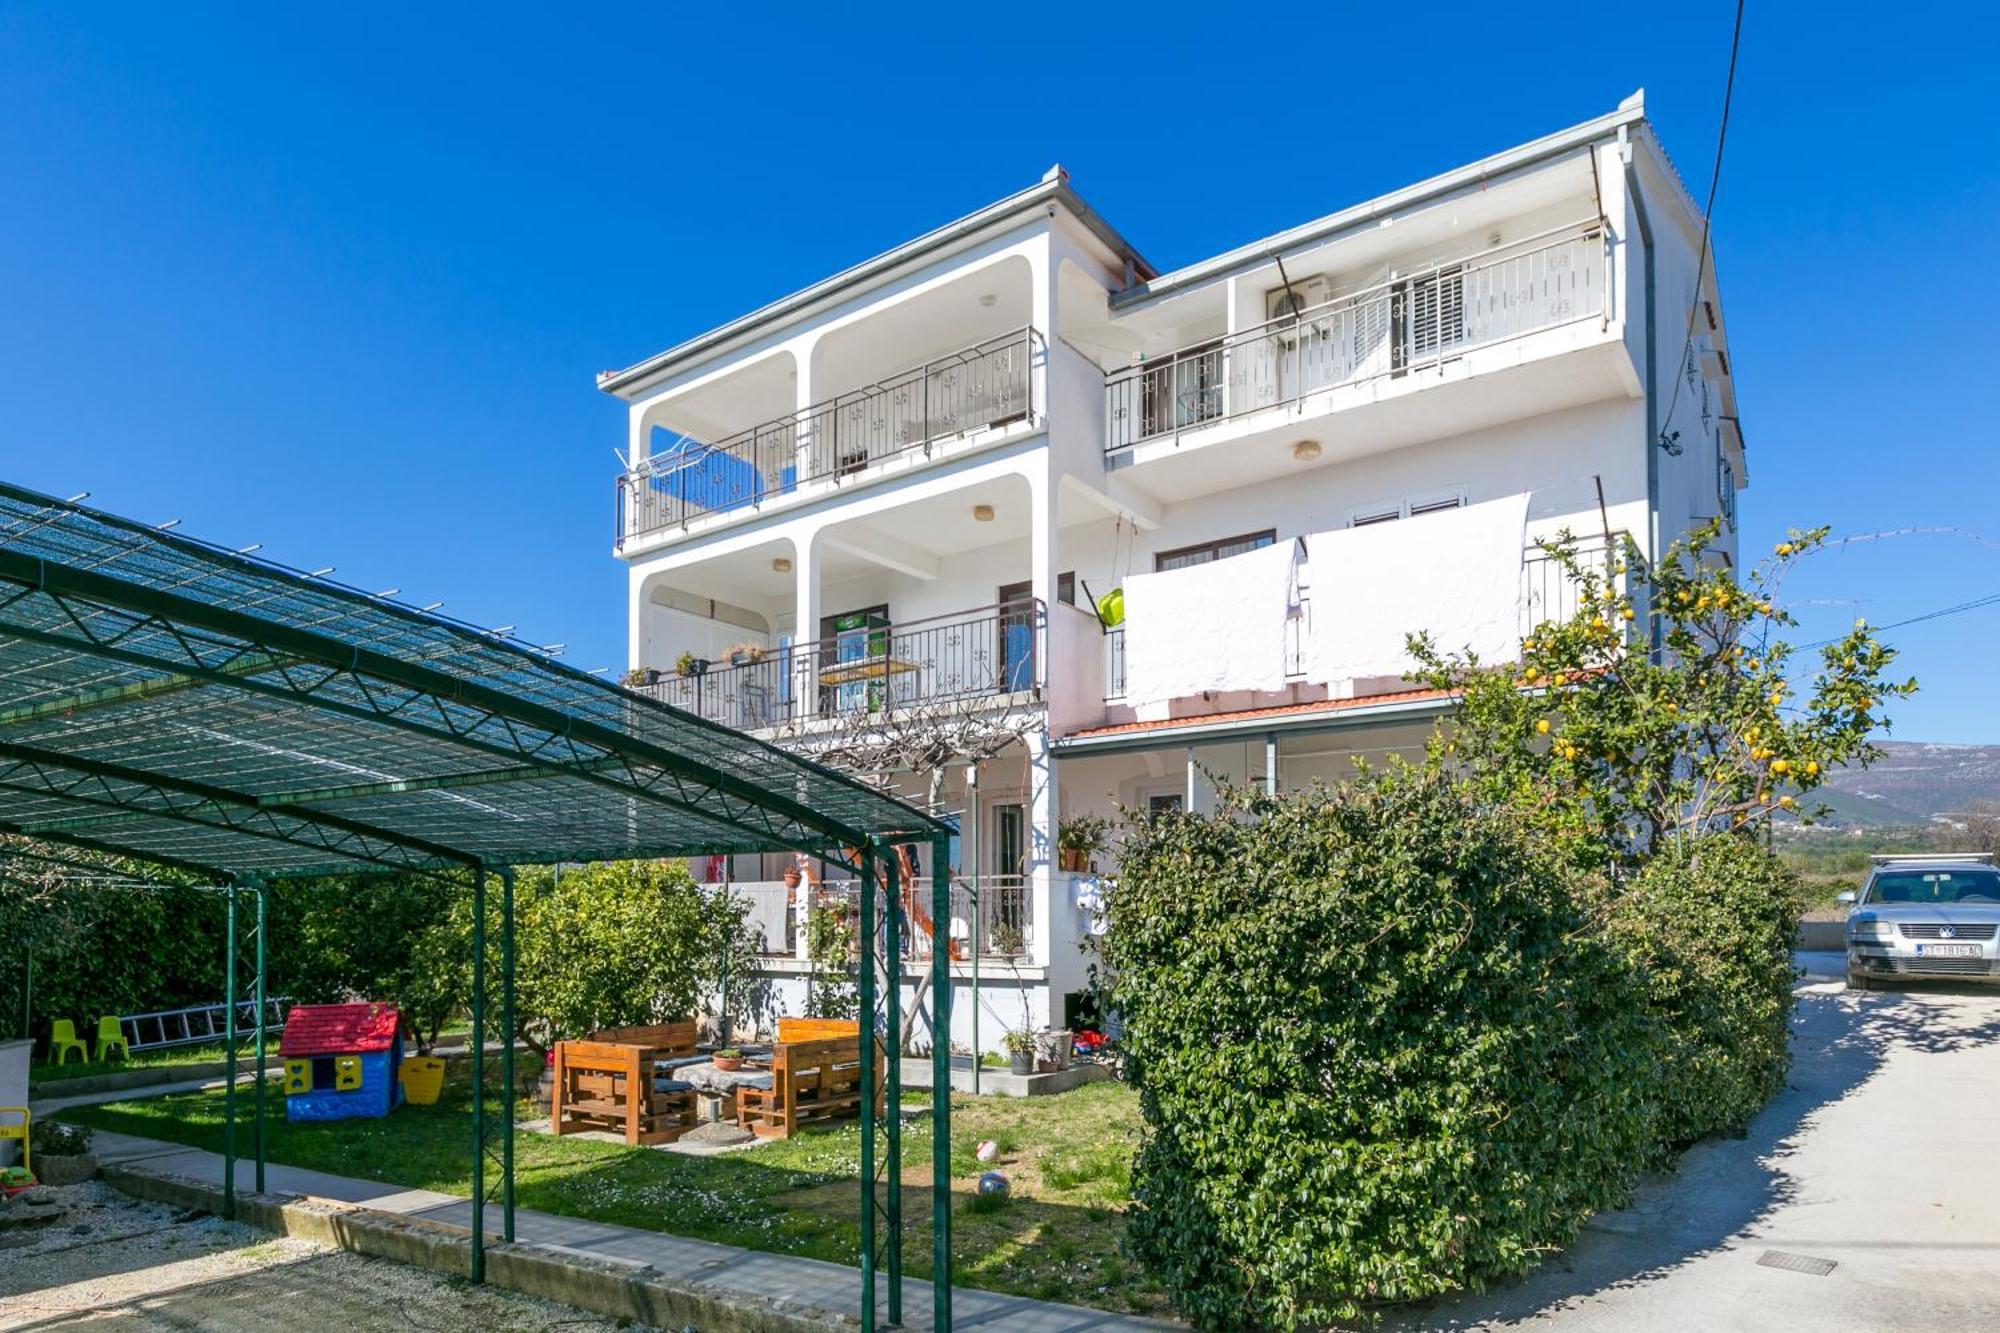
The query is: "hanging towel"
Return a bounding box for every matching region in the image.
[1122,540,1298,709]
[1305,492,1531,685]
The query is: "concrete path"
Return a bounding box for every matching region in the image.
[1389,961,2000,1331]
[88,1130,1170,1331]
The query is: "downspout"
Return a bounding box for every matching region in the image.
[1621,130,1662,663]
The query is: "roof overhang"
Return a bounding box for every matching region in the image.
[1109,95,1650,314]
[598,175,1154,399]
[1053,688,1457,757]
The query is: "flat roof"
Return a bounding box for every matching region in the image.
[0,483,946,881]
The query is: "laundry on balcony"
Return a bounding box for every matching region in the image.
[1304,491,1530,684]
[1121,539,1298,709]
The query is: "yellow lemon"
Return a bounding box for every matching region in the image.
[1805,761,1820,777]
[1621,607,1636,622]
[1770,758,1790,775]
[1779,795,1797,810]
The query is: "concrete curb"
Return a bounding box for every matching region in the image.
[102,1162,856,1332]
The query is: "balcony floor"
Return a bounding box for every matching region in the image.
[1106,322,1638,504]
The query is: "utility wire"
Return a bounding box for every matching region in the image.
[1799,590,2000,649]
[1660,0,1746,455]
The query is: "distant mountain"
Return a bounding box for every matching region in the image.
[1817,741,2000,827]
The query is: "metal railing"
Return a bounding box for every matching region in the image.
[1521,531,1630,632]
[639,600,1042,731]
[617,327,1041,546]
[1106,225,1606,451]
[820,873,1033,961]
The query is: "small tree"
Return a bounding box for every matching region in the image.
[514,860,749,1049]
[1413,520,1916,864]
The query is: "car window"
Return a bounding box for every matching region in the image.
[1866,869,2000,905]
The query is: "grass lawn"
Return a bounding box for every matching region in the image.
[61,1069,1164,1316]
[29,1022,475,1088]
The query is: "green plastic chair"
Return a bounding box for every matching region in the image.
[94,1016,130,1063]
[49,1019,87,1065]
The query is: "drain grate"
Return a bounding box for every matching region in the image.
[1757,1250,1838,1277]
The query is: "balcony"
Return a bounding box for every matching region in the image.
[1104,226,1607,453]
[636,601,1042,733]
[1101,533,1626,702]
[617,328,1042,548]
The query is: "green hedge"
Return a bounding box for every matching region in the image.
[1103,773,1653,1329]
[1610,835,1801,1148]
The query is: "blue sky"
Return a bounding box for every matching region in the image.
[2,4,1993,742]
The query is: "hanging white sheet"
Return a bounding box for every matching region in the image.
[1304,492,1531,684]
[1122,540,1298,709]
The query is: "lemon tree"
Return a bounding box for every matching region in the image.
[1413,520,1916,863]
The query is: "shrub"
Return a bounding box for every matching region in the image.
[514,860,750,1046]
[1103,772,1652,1330]
[1609,834,1801,1147]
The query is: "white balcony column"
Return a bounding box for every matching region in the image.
[1223,278,1246,417]
[1265,732,1279,797]
[793,334,819,485]
[792,529,821,713]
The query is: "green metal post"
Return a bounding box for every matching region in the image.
[857,842,877,1333]
[499,865,516,1244]
[883,842,903,1325]
[223,886,238,1220]
[254,879,268,1194]
[928,830,953,1331]
[470,865,487,1283]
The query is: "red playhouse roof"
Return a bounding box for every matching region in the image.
[279,1002,402,1057]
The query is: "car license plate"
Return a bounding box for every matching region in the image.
[1916,943,1982,959]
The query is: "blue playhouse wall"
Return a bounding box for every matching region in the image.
[287,1036,405,1123]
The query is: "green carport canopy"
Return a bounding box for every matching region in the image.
[0,482,955,1331]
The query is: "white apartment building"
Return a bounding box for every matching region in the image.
[599,92,1745,1052]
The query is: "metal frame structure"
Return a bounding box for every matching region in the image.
[0,483,959,1331]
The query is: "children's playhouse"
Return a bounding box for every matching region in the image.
[279,1002,404,1122]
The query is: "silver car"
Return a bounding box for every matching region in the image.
[1842,853,2000,989]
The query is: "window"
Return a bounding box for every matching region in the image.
[1350,506,1401,527]
[1057,571,1075,606]
[1350,494,1464,527]
[1155,529,1277,572]
[1147,793,1184,818]
[1394,267,1466,372]
[1408,495,1465,517]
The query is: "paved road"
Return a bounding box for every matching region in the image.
[1393,956,2000,1331]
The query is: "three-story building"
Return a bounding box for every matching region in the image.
[600,92,1744,1050]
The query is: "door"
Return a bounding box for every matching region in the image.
[996,581,1035,693]
[820,604,889,714]
[993,803,1026,877]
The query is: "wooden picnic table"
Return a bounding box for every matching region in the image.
[674,1057,775,1124]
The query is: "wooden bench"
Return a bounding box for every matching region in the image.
[775,1016,859,1043]
[551,1020,700,1146]
[737,1026,883,1140]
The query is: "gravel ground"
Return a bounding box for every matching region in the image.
[0,1182,656,1332]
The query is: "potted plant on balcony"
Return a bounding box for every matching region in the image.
[1001,1029,1036,1076]
[1056,814,1109,873]
[621,666,659,689]
[724,641,768,668]
[989,921,1024,958]
[675,650,709,678]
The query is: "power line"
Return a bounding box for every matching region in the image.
[1660,0,1747,456]
[1800,590,2000,649]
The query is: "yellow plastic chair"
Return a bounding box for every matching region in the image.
[0,1106,28,1175]
[49,1020,87,1065]
[94,1016,130,1063]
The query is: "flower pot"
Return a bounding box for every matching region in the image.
[729,651,753,667]
[713,1056,744,1072]
[1058,849,1087,873]
[1008,1051,1033,1076]
[948,1053,976,1073]
[33,1152,97,1187]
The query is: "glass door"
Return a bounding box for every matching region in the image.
[820,604,889,714]
[997,581,1035,693]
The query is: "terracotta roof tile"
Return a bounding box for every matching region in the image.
[1062,684,1458,741]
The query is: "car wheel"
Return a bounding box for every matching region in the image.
[1846,971,1872,991]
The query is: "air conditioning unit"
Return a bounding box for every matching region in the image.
[1266,274,1334,321]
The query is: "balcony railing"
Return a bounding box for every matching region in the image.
[638,600,1042,731]
[1102,533,1629,702]
[819,874,1034,961]
[617,328,1042,547]
[1105,226,1606,451]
